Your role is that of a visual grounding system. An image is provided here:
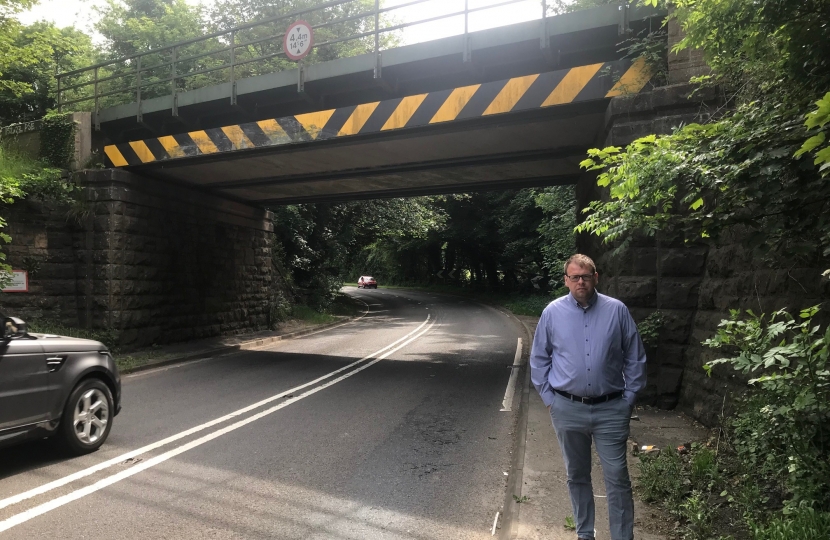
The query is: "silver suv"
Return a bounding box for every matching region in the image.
[0,317,121,454]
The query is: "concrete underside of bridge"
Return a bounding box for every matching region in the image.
[128,101,604,204]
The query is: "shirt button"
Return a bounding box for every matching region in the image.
[588,369,591,371]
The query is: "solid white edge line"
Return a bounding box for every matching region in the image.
[499,338,523,412]
[491,511,500,536]
[0,313,431,513]
[0,316,437,533]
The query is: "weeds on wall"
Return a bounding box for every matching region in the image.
[638,310,665,348]
[26,320,121,353]
[0,142,76,286]
[38,112,76,169]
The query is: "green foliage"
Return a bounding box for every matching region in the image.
[704,307,830,509]
[26,319,121,353]
[638,310,664,348]
[273,197,442,308]
[620,26,668,87]
[268,290,292,329]
[0,0,52,98]
[680,490,715,539]
[503,296,555,317]
[39,111,76,168]
[638,449,686,506]
[348,190,556,293]
[290,304,337,325]
[577,100,827,260]
[564,515,575,530]
[0,145,76,286]
[797,93,830,176]
[535,186,576,289]
[752,504,830,540]
[577,0,830,262]
[88,0,402,105]
[669,0,830,102]
[689,446,718,488]
[0,22,94,124]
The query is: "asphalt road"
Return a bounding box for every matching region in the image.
[0,288,524,539]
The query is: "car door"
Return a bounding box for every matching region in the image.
[0,337,48,431]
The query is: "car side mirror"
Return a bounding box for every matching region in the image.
[3,317,28,338]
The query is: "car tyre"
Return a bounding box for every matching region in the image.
[58,378,114,455]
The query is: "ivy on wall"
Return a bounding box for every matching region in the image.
[38,112,76,169]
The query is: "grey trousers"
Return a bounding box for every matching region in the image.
[549,392,634,540]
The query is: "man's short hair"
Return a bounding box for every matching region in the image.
[563,254,597,275]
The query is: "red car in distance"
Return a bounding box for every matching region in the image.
[357,276,378,289]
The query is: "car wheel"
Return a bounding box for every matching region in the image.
[58,378,113,455]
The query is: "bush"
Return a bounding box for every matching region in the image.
[638,449,685,506]
[752,504,830,540]
[704,307,830,510]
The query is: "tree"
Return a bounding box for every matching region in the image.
[0,0,38,98]
[93,0,211,102]
[536,186,576,289]
[207,0,400,80]
[273,197,441,307]
[0,22,93,124]
[577,0,830,265]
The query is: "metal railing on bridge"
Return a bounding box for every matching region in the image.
[57,0,578,127]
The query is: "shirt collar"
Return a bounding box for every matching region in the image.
[569,291,598,310]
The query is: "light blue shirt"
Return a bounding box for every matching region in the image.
[530,291,647,408]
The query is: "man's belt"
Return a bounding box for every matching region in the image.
[554,389,623,405]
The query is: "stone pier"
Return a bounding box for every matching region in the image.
[1,169,278,350]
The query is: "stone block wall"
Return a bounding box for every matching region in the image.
[578,71,829,424]
[0,200,85,326]
[576,80,724,411]
[667,10,710,85]
[1,169,279,350]
[677,231,828,426]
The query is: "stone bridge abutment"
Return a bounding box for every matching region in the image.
[1,170,279,350]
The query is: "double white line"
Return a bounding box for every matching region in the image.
[0,314,436,533]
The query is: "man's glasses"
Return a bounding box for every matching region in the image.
[564,274,595,283]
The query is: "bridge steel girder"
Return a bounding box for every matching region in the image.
[102,58,653,205]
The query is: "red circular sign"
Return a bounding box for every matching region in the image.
[283,20,314,61]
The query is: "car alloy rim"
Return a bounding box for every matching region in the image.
[73,388,109,444]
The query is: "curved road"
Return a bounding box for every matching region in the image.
[0,288,525,539]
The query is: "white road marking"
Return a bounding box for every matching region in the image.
[0,316,437,533]
[0,315,432,513]
[500,338,524,412]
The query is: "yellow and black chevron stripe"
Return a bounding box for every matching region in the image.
[105,58,653,168]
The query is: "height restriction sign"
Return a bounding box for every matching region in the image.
[284,21,314,61]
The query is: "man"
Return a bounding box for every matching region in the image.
[530,254,647,540]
